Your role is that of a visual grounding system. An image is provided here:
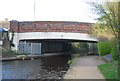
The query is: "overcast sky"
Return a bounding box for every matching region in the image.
[0,0,98,23]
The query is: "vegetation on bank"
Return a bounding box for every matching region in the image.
[110,39,119,60]
[71,42,98,56]
[88,1,120,80]
[98,60,119,81]
[88,0,120,59]
[1,48,26,58]
[67,54,80,65]
[98,41,111,56]
[97,39,119,60]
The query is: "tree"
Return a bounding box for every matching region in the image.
[88,0,120,55]
[93,22,115,40]
[10,29,15,48]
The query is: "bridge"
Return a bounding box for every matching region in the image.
[10,21,97,54]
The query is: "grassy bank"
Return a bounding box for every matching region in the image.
[98,60,119,81]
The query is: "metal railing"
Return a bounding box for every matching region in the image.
[19,42,41,54]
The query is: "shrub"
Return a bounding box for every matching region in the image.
[98,41,111,56]
[2,49,21,55]
[110,39,119,60]
[67,60,72,65]
[71,42,89,56]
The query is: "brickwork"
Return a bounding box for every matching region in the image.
[10,21,93,34]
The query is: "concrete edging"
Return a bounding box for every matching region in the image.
[1,53,67,61]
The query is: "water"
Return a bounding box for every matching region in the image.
[2,55,71,79]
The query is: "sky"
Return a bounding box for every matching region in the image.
[0,0,99,23]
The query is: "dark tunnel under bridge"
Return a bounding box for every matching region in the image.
[19,39,98,55]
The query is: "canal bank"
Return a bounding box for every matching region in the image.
[64,55,106,79]
[1,52,70,61]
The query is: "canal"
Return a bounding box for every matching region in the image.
[2,55,71,79]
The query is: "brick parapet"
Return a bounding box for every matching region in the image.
[10,21,93,34]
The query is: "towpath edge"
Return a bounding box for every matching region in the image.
[64,55,106,79]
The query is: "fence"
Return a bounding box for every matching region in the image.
[19,41,41,54]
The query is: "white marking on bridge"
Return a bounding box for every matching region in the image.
[10,32,98,50]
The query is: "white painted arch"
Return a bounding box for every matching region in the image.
[10,32,98,50]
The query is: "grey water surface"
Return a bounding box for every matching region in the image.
[2,55,70,79]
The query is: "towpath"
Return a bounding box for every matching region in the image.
[64,55,106,79]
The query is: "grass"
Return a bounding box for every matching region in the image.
[98,60,120,81]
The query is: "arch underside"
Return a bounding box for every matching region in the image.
[11,32,98,52]
[17,32,98,42]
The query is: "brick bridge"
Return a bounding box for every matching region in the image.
[10,21,97,54]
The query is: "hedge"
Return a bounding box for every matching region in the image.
[97,41,111,56]
[110,39,119,60]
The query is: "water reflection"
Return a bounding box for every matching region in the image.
[2,55,70,79]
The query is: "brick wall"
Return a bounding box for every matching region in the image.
[10,21,93,34]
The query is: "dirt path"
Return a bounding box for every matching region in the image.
[64,55,106,79]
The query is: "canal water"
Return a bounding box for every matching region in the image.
[2,55,71,79]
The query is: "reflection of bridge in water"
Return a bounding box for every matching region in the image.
[10,21,98,54]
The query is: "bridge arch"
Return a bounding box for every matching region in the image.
[10,21,98,54]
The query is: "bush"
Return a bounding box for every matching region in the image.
[67,60,72,65]
[110,39,119,60]
[2,49,21,55]
[98,41,111,56]
[71,42,89,56]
